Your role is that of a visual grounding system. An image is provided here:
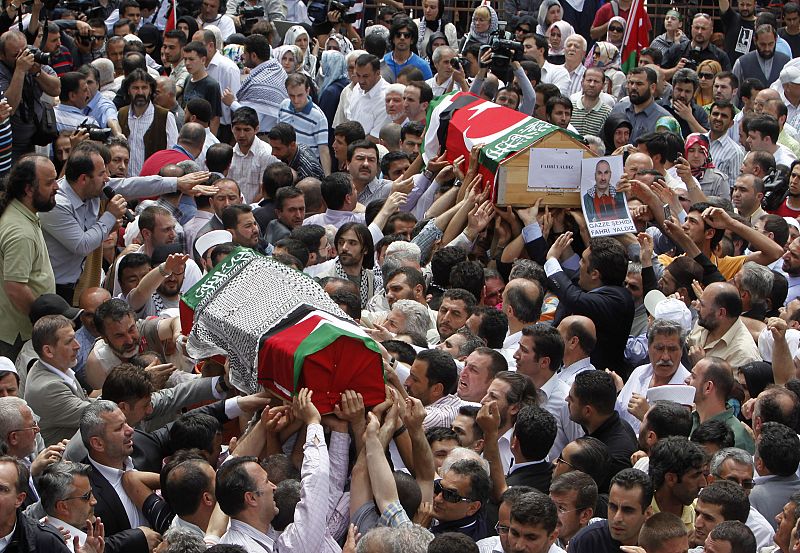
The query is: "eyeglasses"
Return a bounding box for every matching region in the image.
[556,456,576,470]
[63,490,93,502]
[396,31,412,38]
[495,523,510,535]
[609,26,624,32]
[434,480,472,503]
[699,72,715,79]
[92,35,105,42]
[9,422,39,433]
[724,477,755,490]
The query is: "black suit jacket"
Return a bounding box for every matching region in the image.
[506,462,553,493]
[549,270,634,376]
[83,457,149,553]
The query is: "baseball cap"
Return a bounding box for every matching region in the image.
[29,294,82,324]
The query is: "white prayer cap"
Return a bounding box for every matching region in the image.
[195,230,233,258]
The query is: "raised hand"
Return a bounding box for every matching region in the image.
[546,230,573,261]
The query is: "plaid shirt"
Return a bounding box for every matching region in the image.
[228,137,279,204]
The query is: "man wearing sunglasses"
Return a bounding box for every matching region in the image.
[37,461,99,552]
[383,18,432,84]
[432,458,491,540]
[705,451,775,551]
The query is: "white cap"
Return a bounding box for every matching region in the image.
[123,34,142,44]
[644,289,667,316]
[654,298,693,333]
[781,66,800,85]
[785,217,800,232]
[195,230,233,257]
[646,384,696,406]
[0,356,17,375]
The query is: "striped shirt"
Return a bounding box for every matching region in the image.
[709,132,745,191]
[566,64,585,98]
[278,97,328,147]
[288,144,324,181]
[54,104,98,133]
[126,103,179,178]
[570,96,612,138]
[0,119,12,176]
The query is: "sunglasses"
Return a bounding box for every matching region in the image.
[556,455,576,470]
[396,31,412,38]
[724,476,755,490]
[63,490,93,502]
[609,26,624,32]
[434,480,473,503]
[699,72,715,79]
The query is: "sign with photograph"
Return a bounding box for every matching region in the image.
[580,156,636,237]
[527,148,584,191]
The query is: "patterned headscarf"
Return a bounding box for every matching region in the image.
[587,41,620,70]
[326,33,353,56]
[284,25,316,75]
[465,3,499,48]
[656,115,682,135]
[685,132,715,178]
[273,44,303,72]
[320,50,348,94]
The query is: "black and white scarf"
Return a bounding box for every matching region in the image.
[334,260,371,308]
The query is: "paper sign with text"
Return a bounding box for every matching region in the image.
[528,148,584,191]
[580,156,636,237]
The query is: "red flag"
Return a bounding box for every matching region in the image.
[621,0,651,73]
[163,0,176,33]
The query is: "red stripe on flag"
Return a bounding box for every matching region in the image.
[164,0,176,33]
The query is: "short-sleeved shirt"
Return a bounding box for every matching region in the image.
[182,74,222,118]
[0,199,55,343]
[278,98,329,147]
[592,3,628,29]
[722,9,756,64]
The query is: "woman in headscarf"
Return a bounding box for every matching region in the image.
[602,114,633,155]
[587,41,625,98]
[318,50,349,144]
[605,16,625,50]
[137,24,162,66]
[695,59,722,106]
[514,15,536,41]
[274,45,303,75]
[650,9,689,54]
[537,0,564,35]
[176,16,199,42]
[685,132,730,199]
[425,31,449,73]
[284,25,318,77]
[459,3,498,53]
[547,20,574,64]
[414,0,457,55]
[655,115,682,135]
[325,33,353,56]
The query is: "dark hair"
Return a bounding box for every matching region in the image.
[708,521,756,553]
[692,419,735,449]
[185,98,212,124]
[710,99,736,119]
[121,67,155,104]
[549,471,598,512]
[169,412,221,455]
[274,238,309,267]
[426,426,460,446]
[639,47,663,65]
[390,16,419,48]
[231,106,259,129]
[759,214,790,248]
[382,339,417,365]
[637,512,688,552]
[262,162,294,199]
[748,114,780,143]
[94,298,135,335]
[573,369,616,414]
[447,459,490,505]
[363,32,387,58]
[428,533,479,553]
[221,204,252,231]
[416,348,458,395]
[385,266,426,295]
[630,65,657,84]
[471,306,508,349]
[329,290,361,319]
[645,400,693,439]
[163,457,213,517]
[688,202,726,249]
[333,121,366,144]
[274,186,303,211]
[0,155,50,214]
[757,385,800,432]
[514,405,557,461]
[290,224,325,256]
[545,95,573,117]
[380,150,411,177]
[355,53,380,71]
[635,132,671,164]
[431,246,466,288]
[59,72,86,103]
[758,422,800,476]
[183,40,208,59]
[163,28,187,46]
[334,222,374,269]
[400,120,425,141]
[407,80,433,105]
[139,205,171,234]
[673,68,700,92]
[205,143,234,174]
[665,256,704,299]
[441,288,477,316]
[243,33,270,61]
[284,72,308,90]
[267,123,296,145]
[65,147,104,184]
[510,490,559,534]
[610,468,654,511]
[346,139,379,163]
[117,252,151,282]
[568,436,612,491]
[648,436,707,490]
[521,323,564,371]
[102,363,154,404]
[215,456,260,516]
[0,456,28,494]
[448,261,485,304]
[701,357,736,399]
[740,77,765,100]
[587,237,628,287]
[697,480,750,523]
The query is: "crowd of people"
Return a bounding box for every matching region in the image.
[1,0,800,552]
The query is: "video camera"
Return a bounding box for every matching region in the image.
[308,0,355,26]
[479,22,524,80]
[79,121,112,142]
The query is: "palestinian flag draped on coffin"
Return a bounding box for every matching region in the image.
[423,91,580,195]
[181,248,385,413]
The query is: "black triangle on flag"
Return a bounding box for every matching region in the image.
[435,94,483,157]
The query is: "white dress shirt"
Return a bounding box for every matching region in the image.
[541,372,584,461]
[199,15,236,40]
[220,519,274,551]
[497,426,515,475]
[346,78,390,139]
[87,456,144,528]
[227,137,278,204]
[541,62,571,95]
[127,103,178,177]
[499,330,522,370]
[39,360,79,393]
[207,51,242,126]
[748,505,775,550]
[614,362,690,435]
[557,357,595,386]
[0,523,15,552]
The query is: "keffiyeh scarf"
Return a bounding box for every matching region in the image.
[334,259,371,308]
[236,60,289,118]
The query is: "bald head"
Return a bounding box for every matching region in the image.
[502,278,543,327]
[557,315,597,361]
[79,287,111,336]
[755,88,781,114]
[700,281,743,328]
[296,177,324,215]
[625,152,654,179]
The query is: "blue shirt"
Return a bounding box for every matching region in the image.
[86,92,118,128]
[54,104,97,133]
[382,52,433,82]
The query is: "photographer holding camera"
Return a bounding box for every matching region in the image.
[662,14,731,79]
[0,30,61,161]
[469,48,534,115]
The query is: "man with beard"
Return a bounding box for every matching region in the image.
[773,162,800,219]
[123,245,189,318]
[610,67,670,144]
[733,26,789,102]
[83,298,183,390]
[348,140,391,205]
[648,436,708,529]
[383,18,432,83]
[720,0,757,64]
[687,282,762,367]
[663,14,731,74]
[709,100,745,191]
[317,222,376,309]
[384,84,406,125]
[221,204,261,250]
[118,68,178,178]
[107,137,130,179]
[0,157,60,359]
[661,68,710,136]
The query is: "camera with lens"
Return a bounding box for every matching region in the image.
[308,0,355,25]
[682,46,703,71]
[79,122,112,142]
[64,0,95,13]
[239,5,263,18]
[25,46,50,66]
[479,24,523,80]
